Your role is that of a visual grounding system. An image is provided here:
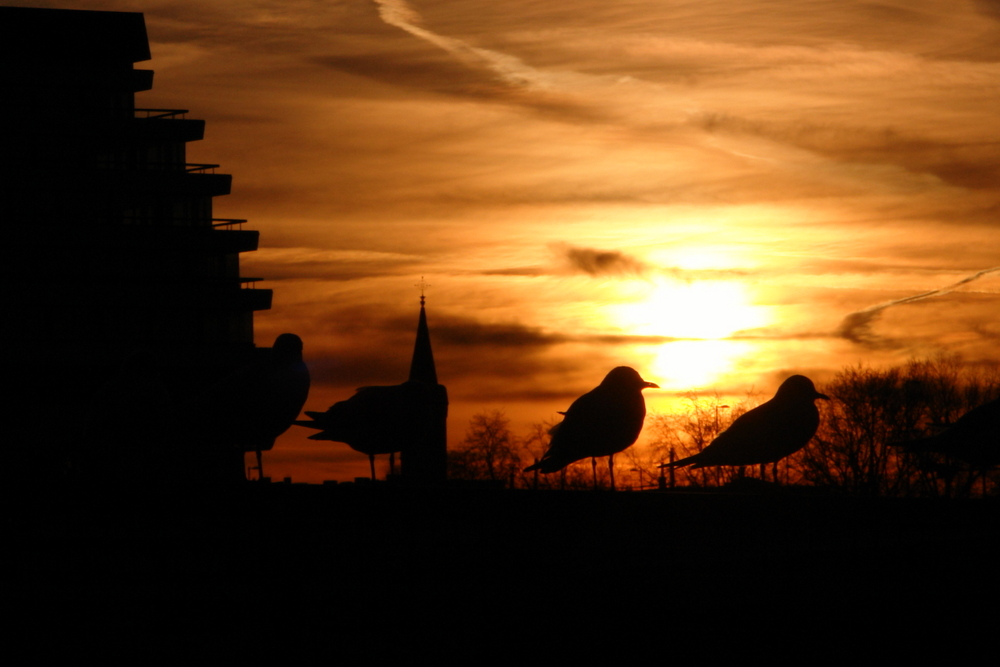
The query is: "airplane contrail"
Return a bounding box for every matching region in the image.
[372,0,552,89]
[838,265,1000,345]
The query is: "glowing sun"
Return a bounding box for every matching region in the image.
[614,279,770,389]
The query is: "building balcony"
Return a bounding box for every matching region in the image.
[9,280,273,312]
[132,113,205,142]
[111,169,233,198]
[9,222,260,254]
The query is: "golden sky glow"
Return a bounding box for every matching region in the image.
[13,0,1000,481]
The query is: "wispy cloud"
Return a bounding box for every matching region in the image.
[838,266,1000,346]
[243,247,424,281]
[372,0,554,89]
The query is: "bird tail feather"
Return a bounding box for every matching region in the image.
[663,455,698,468]
[524,459,567,474]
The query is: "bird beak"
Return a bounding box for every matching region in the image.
[816,391,830,400]
[645,381,660,389]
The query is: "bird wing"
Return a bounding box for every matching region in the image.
[296,383,440,456]
[532,384,645,471]
[897,397,1000,468]
[688,397,818,467]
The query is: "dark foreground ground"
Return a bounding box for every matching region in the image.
[9,482,999,649]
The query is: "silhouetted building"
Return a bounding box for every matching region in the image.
[0,7,271,480]
[402,295,448,483]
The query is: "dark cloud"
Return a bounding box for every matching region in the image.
[555,243,650,277]
[435,319,652,347]
[434,320,559,347]
[243,252,422,283]
[456,384,588,403]
[728,329,837,342]
[476,267,547,276]
[974,0,1000,20]
[481,261,752,280]
[837,309,895,348]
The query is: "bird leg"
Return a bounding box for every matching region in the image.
[592,457,598,490]
[368,454,376,481]
[608,454,616,491]
[772,461,778,484]
[759,462,766,481]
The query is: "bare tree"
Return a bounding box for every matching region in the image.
[646,391,759,488]
[796,355,1000,497]
[449,409,522,486]
[517,420,554,490]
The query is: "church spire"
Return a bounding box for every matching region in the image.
[408,278,437,385]
[401,280,448,484]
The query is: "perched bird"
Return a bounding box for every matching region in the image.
[892,396,1000,470]
[178,333,311,480]
[666,375,828,480]
[524,366,658,489]
[295,381,444,480]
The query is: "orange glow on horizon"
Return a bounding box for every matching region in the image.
[611,278,770,389]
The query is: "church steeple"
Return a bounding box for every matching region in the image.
[409,279,437,384]
[408,293,438,385]
[401,280,448,484]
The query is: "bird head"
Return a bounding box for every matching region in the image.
[775,374,829,402]
[273,333,304,362]
[602,366,659,390]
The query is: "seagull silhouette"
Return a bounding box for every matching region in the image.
[179,333,311,479]
[295,381,441,480]
[524,366,658,489]
[665,375,828,480]
[892,396,1000,470]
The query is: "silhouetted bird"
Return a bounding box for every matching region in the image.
[665,375,828,479]
[524,366,658,489]
[179,333,310,480]
[892,396,1000,470]
[295,381,441,480]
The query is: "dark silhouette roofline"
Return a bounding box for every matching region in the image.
[0,7,150,63]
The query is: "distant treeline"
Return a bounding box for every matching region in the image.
[448,355,1000,497]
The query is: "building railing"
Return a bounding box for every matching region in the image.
[134,108,189,119]
[212,219,247,230]
[117,216,251,230]
[241,278,263,289]
[94,160,222,173]
[185,163,220,173]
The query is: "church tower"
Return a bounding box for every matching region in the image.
[402,291,449,483]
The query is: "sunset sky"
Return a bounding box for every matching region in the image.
[13,0,1000,481]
